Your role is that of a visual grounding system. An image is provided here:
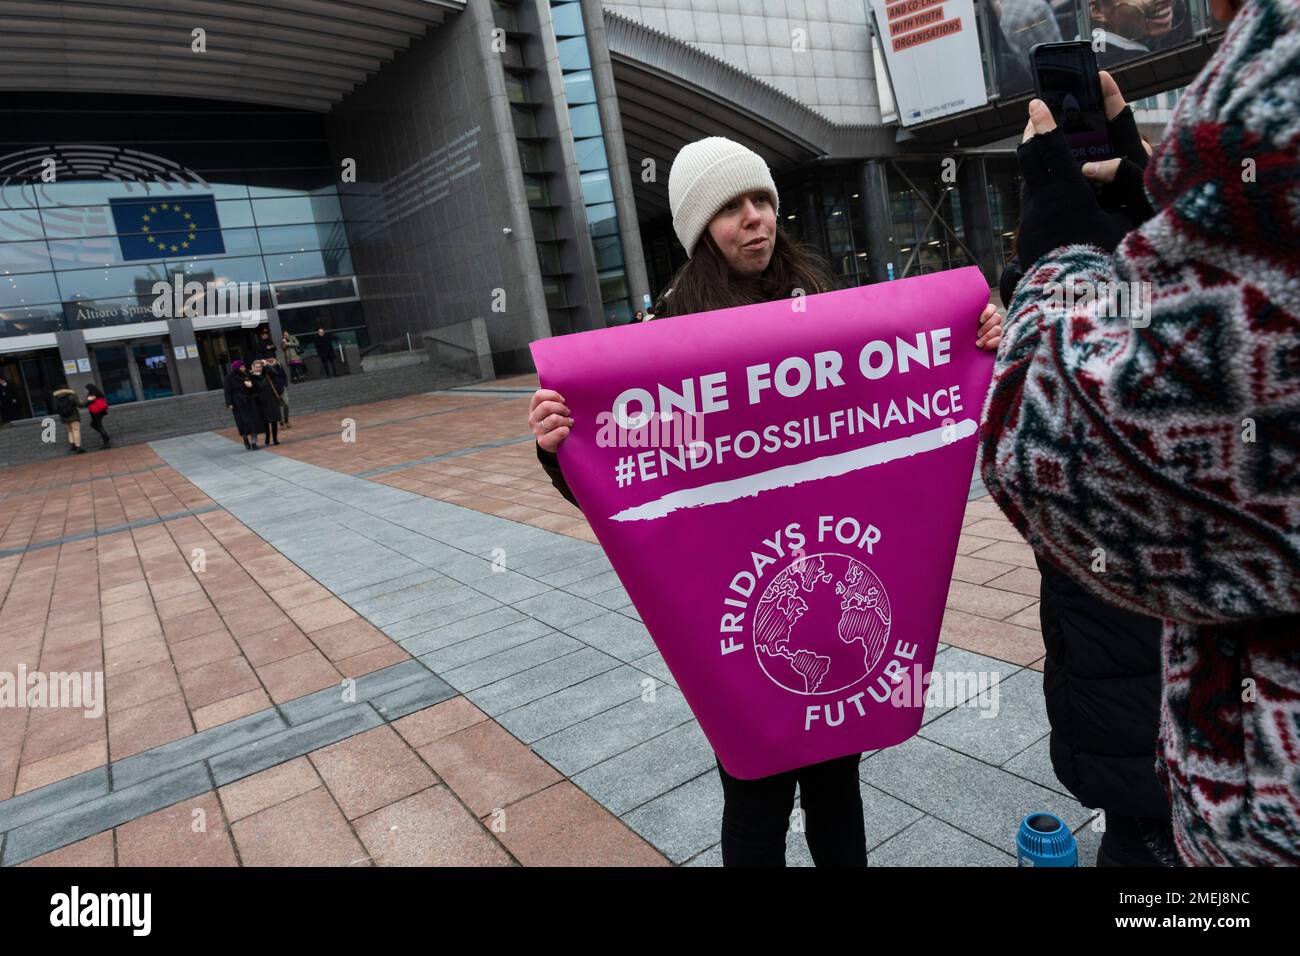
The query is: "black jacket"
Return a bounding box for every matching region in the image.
[248,371,281,421]
[224,371,263,436]
[537,442,579,508]
[314,331,335,360]
[267,363,288,393]
[0,381,22,421]
[1037,554,1169,819]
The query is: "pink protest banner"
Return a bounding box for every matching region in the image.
[530,267,994,779]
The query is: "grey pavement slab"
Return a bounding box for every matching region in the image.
[111,708,288,790]
[859,735,1091,853]
[868,815,1016,866]
[511,590,608,630]
[919,665,1046,764]
[438,631,583,692]
[562,610,657,663]
[622,770,725,864]
[402,610,546,659]
[494,664,647,744]
[0,767,109,835]
[920,646,1015,726]
[1001,735,1072,797]
[382,593,503,639]
[278,659,430,725]
[630,650,678,689]
[467,646,621,717]
[571,720,717,816]
[209,704,384,786]
[2,764,211,867]
[531,685,696,777]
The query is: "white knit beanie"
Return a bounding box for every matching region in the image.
[668,137,779,257]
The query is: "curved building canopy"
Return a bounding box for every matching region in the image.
[0,0,463,112]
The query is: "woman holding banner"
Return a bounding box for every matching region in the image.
[529,136,1003,866]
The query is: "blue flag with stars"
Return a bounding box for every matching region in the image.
[110,196,225,260]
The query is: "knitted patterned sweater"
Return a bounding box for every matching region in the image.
[980,0,1300,866]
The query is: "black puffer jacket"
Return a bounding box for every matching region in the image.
[1037,554,1168,819]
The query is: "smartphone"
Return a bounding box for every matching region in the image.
[1030,42,1113,164]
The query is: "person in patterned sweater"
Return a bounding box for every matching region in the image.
[981,0,1299,866]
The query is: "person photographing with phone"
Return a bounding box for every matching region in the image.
[983,0,1300,866]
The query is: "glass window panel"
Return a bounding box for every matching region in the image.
[37,180,148,207]
[0,304,63,336]
[574,137,607,173]
[518,140,546,174]
[598,269,627,302]
[262,249,352,282]
[592,232,623,271]
[55,261,168,303]
[542,277,567,309]
[530,208,556,240]
[0,271,62,309]
[504,73,529,104]
[602,298,632,325]
[523,175,550,206]
[587,201,618,237]
[251,194,342,227]
[490,0,519,31]
[511,105,538,137]
[45,228,258,270]
[536,240,563,275]
[272,276,358,308]
[147,179,249,200]
[0,209,49,242]
[0,183,37,209]
[556,36,591,71]
[0,241,52,275]
[166,256,267,293]
[568,103,602,139]
[551,2,585,38]
[257,222,345,255]
[563,70,597,105]
[579,169,613,205]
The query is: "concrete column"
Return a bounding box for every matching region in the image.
[858,160,893,285]
[166,319,209,394]
[957,156,998,286]
[54,330,94,394]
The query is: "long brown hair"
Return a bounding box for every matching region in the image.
[652,223,834,319]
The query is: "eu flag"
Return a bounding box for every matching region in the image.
[110,195,225,261]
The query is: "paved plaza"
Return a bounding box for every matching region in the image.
[0,374,1101,866]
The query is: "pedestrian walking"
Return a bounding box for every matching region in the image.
[50,385,85,454]
[84,383,111,449]
[224,360,263,450]
[249,359,282,447]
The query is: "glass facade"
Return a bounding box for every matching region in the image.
[549,0,632,326]
[0,93,356,341]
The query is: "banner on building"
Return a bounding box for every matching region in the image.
[870,0,989,126]
[530,267,994,778]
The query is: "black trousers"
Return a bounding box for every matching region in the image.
[319,353,336,377]
[716,753,867,866]
[89,412,109,441]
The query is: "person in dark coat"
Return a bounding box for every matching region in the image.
[265,356,290,428]
[248,359,281,446]
[1037,556,1177,866]
[313,327,337,378]
[0,372,22,422]
[255,325,277,361]
[84,383,110,448]
[50,386,85,454]
[223,360,263,450]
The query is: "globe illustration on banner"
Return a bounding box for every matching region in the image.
[752,552,892,695]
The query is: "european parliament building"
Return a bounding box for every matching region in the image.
[0,0,1224,420]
